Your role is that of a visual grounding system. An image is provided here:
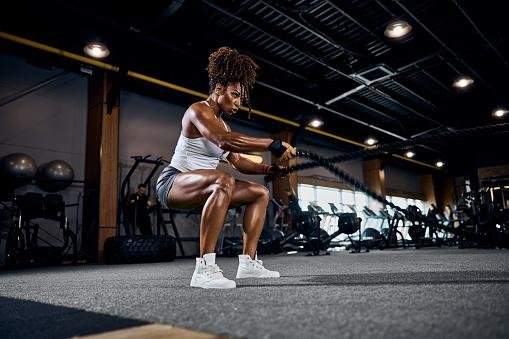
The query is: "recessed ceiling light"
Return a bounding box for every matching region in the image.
[308,119,323,128]
[364,137,378,146]
[83,42,110,58]
[405,151,415,158]
[452,75,474,89]
[492,108,508,118]
[384,20,413,38]
[435,161,444,168]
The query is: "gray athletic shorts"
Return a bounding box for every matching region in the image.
[156,166,182,209]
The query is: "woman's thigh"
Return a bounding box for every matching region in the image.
[167,169,235,210]
[229,180,270,208]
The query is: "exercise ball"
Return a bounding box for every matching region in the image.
[0,152,37,187]
[36,160,74,192]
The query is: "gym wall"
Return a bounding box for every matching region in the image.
[0,52,87,247]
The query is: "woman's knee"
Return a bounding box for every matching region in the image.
[253,183,270,203]
[213,173,235,196]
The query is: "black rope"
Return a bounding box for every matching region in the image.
[286,123,509,174]
[295,151,406,214]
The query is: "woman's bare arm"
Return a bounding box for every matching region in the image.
[227,152,270,175]
[187,103,273,152]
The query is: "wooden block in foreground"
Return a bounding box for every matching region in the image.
[74,323,229,339]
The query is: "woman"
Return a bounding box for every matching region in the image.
[156,47,296,289]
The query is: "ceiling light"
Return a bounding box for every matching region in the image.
[364,137,378,146]
[405,151,415,158]
[492,108,508,118]
[435,161,444,168]
[452,75,474,89]
[384,20,413,38]
[83,42,110,58]
[308,119,323,128]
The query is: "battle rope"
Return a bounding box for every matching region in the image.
[286,122,509,174]
[295,150,407,214]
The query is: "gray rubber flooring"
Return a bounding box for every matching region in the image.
[1,248,508,339]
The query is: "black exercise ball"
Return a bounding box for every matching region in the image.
[36,160,74,192]
[0,152,37,187]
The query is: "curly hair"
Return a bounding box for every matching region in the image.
[206,46,259,108]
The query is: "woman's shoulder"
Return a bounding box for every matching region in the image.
[190,100,208,109]
[186,101,212,118]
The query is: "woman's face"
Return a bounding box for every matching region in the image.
[217,82,241,116]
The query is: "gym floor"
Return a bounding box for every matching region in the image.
[1,248,508,339]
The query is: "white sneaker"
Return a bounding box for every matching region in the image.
[236,254,280,278]
[190,253,236,289]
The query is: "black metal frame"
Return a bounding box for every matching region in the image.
[118,155,166,236]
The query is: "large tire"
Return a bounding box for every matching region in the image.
[103,235,176,264]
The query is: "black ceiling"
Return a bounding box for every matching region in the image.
[1,0,509,174]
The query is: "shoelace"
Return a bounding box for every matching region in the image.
[204,264,224,278]
[250,259,267,270]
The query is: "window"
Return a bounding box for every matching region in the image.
[297,184,315,212]
[341,190,355,212]
[316,187,340,213]
[296,184,427,238]
[298,184,370,214]
[355,192,368,213]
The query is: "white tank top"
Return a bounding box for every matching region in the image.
[169,134,230,171]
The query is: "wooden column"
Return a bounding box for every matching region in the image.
[420,174,437,206]
[433,174,455,211]
[82,70,119,262]
[362,159,386,210]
